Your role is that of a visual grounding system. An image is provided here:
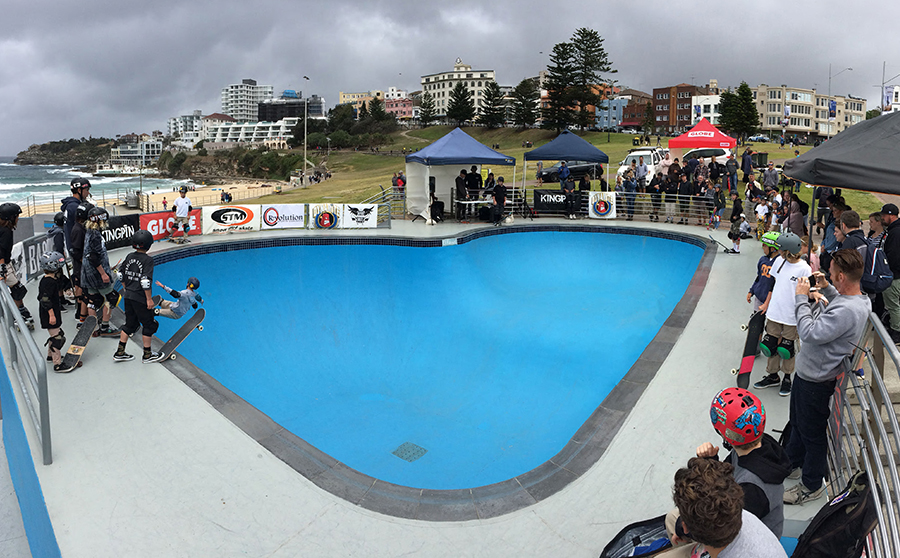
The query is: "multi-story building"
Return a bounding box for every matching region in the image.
[385,98,415,121]
[110,139,162,167]
[338,90,384,105]
[751,84,866,139]
[166,110,204,147]
[203,117,300,151]
[596,98,628,130]
[420,58,497,117]
[258,95,326,121]
[221,79,274,123]
[618,89,653,129]
[383,87,408,100]
[652,83,710,133]
[691,94,722,126]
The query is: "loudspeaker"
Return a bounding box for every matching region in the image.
[429,176,436,194]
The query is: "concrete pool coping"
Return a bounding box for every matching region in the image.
[146,225,715,521]
[3,217,823,557]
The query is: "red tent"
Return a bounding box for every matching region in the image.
[668,118,736,149]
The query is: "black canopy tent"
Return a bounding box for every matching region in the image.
[522,130,610,188]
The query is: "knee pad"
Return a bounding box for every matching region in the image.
[9,282,26,301]
[727,231,736,241]
[143,319,159,336]
[182,222,190,232]
[47,330,66,351]
[105,290,120,308]
[87,292,104,310]
[777,338,796,360]
[760,334,778,358]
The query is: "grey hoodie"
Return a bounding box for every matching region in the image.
[794,285,871,383]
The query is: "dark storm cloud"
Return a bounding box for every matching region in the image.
[1,0,897,155]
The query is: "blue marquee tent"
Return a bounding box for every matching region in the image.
[523,130,609,163]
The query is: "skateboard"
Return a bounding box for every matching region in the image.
[708,234,738,254]
[731,311,766,389]
[57,315,98,372]
[157,308,205,361]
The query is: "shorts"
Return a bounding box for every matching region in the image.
[71,261,82,288]
[175,216,189,230]
[122,297,158,336]
[2,264,20,287]
[86,284,115,296]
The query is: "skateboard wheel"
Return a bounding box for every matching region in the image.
[197,325,203,332]
[170,354,176,360]
[740,324,748,331]
[730,369,738,375]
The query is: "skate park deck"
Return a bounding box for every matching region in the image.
[1,218,823,557]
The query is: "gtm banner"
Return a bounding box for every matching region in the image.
[202,205,261,234]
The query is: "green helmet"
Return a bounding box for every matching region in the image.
[776,232,802,255]
[761,231,781,249]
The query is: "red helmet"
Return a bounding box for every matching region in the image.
[710,388,766,446]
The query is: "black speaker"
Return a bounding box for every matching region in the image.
[429,176,436,194]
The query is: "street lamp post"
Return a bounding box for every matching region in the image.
[326,137,331,156]
[827,64,852,140]
[303,75,310,187]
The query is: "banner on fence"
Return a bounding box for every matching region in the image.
[13,234,54,282]
[533,189,568,212]
[261,204,307,230]
[100,215,141,250]
[202,205,261,234]
[588,192,617,219]
[341,204,378,228]
[308,204,342,229]
[140,209,202,241]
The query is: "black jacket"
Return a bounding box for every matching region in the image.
[883,219,900,275]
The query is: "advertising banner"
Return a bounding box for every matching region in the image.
[202,205,261,234]
[261,204,307,230]
[828,100,837,120]
[533,189,568,212]
[140,209,202,241]
[308,203,342,229]
[884,86,894,111]
[14,235,53,282]
[341,204,378,229]
[588,192,617,219]
[100,214,141,250]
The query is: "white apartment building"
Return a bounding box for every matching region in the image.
[383,87,408,100]
[751,84,866,138]
[691,94,721,125]
[221,78,274,123]
[110,140,162,166]
[203,117,299,151]
[420,58,497,117]
[885,85,900,113]
[167,110,203,139]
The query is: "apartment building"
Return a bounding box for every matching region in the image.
[751,84,866,138]
[167,110,204,143]
[652,83,710,133]
[258,95,326,121]
[617,89,653,129]
[221,79,274,123]
[691,95,722,126]
[385,98,415,121]
[420,58,496,117]
[203,117,300,151]
[110,139,162,167]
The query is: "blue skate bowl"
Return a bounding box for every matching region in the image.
[150,227,710,520]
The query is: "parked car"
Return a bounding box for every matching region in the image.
[537,160,604,183]
[748,135,769,142]
[682,147,732,164]
[616,147,668,179]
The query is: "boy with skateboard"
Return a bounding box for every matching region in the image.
[113,230,163,363]
[748,232,780,314]
[37,251,74,372]
[154,277,203,319]
[82,206,119,337]
[71,202,92,326]
[753,232,811,396]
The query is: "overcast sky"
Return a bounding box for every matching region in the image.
[1,0,897,156]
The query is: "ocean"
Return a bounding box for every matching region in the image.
[0,156,192,211]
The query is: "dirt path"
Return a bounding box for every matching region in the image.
[399,129,429,143]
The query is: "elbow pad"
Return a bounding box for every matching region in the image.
[187,206,193,213]
[140,277,151,290]
[171,290,181,299]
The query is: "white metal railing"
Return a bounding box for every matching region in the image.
[0,280,51,464]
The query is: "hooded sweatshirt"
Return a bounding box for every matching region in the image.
[60,196,82,253]
[727,434,792,538]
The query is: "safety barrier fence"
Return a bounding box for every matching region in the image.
[0,276,51,465]
[828,315,900,558]
[12,189,133,218]
[360,186,407,220]
[140,185,278,213]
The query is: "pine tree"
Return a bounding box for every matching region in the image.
[718,82,759,139]
[478,82,507,129]
[543,41,577,132]
[511,78,540,130]
[419,92,437,127]
[570,28,616,130]
[368,97,388,121]
[642,102,654,134]
[447,81,475,126]
[357,101,369,121]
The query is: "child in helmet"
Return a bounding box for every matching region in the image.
[0,202,33,329]
[696,388,791,538]
[726,191,743,253]
[47,212,73,311]
[38,251,71,371]
[748,232,780,315]
[114,230,162,363]
[753,231,811,396]
[154,277,203,319]
[71,203,92,325]
[81,206,118,336]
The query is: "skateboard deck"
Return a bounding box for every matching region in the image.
[732,311,766,388]
[57,315,98,372]
[157,308,205,361]
[708,234,738,254]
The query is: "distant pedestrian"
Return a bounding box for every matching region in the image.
[161,197,167,211]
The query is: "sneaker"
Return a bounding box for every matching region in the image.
[788,467,802,480]
[753,374,781,389]
[76,319,85,329]
[113,352,135,363]
[142,351,164,364]
[779,376,793,397]
[783,483,825,505]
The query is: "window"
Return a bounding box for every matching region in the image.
[467,73,472,78]
[477,81,482,87]
[752,91,757,99]
[703,104,711,113]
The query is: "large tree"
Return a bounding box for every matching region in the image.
[718,82,759,139]
[510,77,540,130]
[478,81,507,128]
[570,27,616,130]
[447,81,475,126]
[368,97,388,121]
[328,103,355,133]
[542,41,577,132]
[357,101,369,120]
[642,101,654,134]
[419,92,437,126]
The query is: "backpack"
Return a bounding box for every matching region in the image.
[599,514,672,558]
[792,470,878,558]
[858,237,893,294]
[796,197,809,216]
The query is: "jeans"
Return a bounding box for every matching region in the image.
[786,375,836,491]
[727,173,738,193]
[625,192,636,216]
[883,279,900,334]
[714,208,725,228]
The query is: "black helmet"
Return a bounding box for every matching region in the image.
[53,212,65,226]
[87,206,109,223]
[131,230,153,251]
[187,277,200,290]
[0,203,22,221]
[76,202,94,221]
[70,177,91,193]
[39,251,66,273]
[179,186,188,194]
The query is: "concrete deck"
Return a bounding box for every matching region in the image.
[2,217,821,557]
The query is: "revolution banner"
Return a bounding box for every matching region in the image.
[100,214,141,250]
[202,205,261,234]
[308,203,342,229]
[341,204,378,229]
[588,192,617,219]
[140,209,202,241]
[261,204,307,230]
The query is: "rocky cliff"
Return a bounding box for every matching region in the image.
[14,141,114,166]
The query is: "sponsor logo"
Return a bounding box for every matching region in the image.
[263,207,279,227]
[688,131,714,137]
[211,207,253,227]
[141,210,200,239]
[262,206,304,227]
[315,211,338,229]
[592,198,613,217]
[346,206,374,225]
[540,193,566,203]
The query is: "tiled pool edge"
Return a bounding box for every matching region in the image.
[152,226,716,522]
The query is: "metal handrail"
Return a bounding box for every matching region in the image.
[0,280,51,465]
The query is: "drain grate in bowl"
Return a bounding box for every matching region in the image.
[392,442,427,462]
